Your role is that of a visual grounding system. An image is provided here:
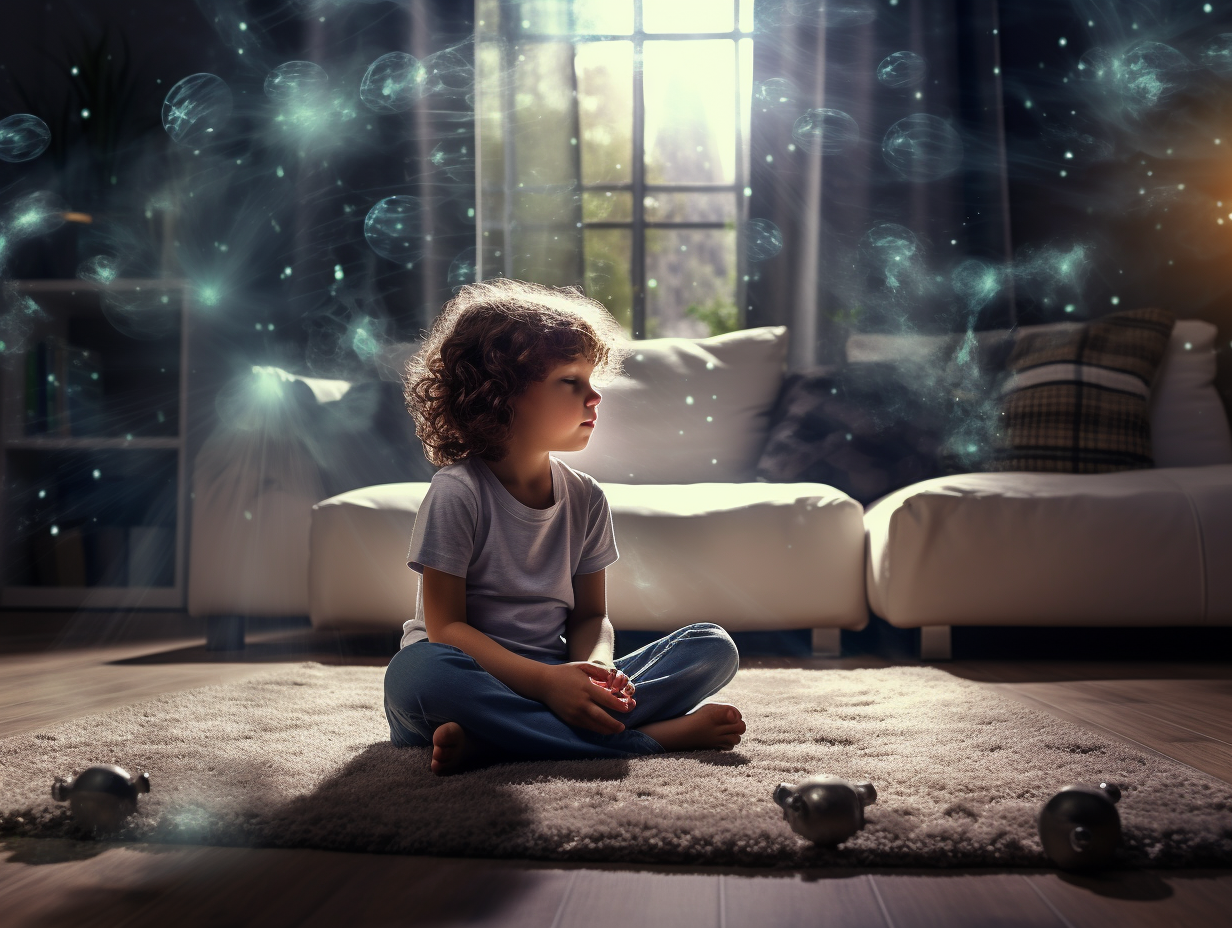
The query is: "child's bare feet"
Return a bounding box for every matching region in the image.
[431,722,484,776]
[637,703,745,752]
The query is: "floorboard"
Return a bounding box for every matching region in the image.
[721,871,888,928]
[871,872,1068,928]
[1023,870,1232,928]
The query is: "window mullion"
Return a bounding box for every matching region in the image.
[632,0,646,339]
[500,0,516,280]
[733,2,748,328]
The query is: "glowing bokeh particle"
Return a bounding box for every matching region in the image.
[876,51,927,89]
[6,190,67,239]
[859,222,920,289]
[364,195,426,262]
[745,219,784,261]
[1119,42,1192,109]
[0,114,51,163]
[753,77,797,108]
[951,258,1003,315]
[360,52,426,114]
[264,60,329,102]
[1200,34,1232,75]
[791,108,860,155]
[162,73,233,147]
[448,247,477,287]
[78,255,120,285]
[881,114,964,181]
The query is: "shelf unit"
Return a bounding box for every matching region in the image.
[0,278,191,609]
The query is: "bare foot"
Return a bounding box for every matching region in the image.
[431,722,484,776]
[637,703,745,752]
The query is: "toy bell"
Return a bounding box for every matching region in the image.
[773,775,877,845]
[1038,782,1122,870]
[52,764,150,833]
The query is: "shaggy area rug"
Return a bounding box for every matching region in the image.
[2,663,1230,867]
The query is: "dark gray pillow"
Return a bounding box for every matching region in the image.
[755,364,947,504]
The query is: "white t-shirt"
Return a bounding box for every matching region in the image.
[401,455,620,660]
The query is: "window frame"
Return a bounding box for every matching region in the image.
[477,0,753,338]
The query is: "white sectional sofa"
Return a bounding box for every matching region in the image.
[188,319,1232,657]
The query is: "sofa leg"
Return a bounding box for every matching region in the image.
[811,628,842,657]
[919,626,952,661]
[206,615,246,651]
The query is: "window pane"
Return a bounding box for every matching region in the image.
[645,229,737,338]
[584,229,633,334]
[512,0,571,35]
[644,0,734,33]
[509,1,634,36]
[644,40,737,184]
[643,191,736,223]
[512,227,581,287]
[739,0,754,32]
[583,189,632,221]
[475,0,500,32]
[576,41,633,184]
[575,0,634,34]
[514,190,579,223]
[512,43,577,187]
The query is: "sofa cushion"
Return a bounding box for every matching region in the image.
[989,307,1174,473]
[1150,319,1232,468]
[554,326,788,484]
[865,465,1232,628]
[309,478,868,633]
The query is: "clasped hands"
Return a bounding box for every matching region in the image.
[536,661,637,735]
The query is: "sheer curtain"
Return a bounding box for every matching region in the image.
[746,0,1014,369]
[475,0,584,290]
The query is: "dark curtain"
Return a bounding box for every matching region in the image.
[288,0,476,359]
[746,0,1014,369]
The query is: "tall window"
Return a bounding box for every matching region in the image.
[476,0,754,338]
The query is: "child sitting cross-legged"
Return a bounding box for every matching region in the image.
[383,278,745,775]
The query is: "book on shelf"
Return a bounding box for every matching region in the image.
[23,337,104,437]
[29,525,87,586]
[30,524,129,587]
[54,527,87,586]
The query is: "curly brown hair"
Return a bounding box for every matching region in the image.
[404,278,631,466]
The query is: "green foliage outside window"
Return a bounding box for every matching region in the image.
[685,297,740,337]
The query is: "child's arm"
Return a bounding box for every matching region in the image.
[422,565,634,733]
[566,569,634,698]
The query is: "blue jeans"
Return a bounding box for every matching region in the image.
[383,622,739,763]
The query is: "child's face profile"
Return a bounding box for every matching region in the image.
[509,356,602,454]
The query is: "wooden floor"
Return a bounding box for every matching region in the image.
[2,620,1231,927]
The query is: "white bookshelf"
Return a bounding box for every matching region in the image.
[0,279,191,609]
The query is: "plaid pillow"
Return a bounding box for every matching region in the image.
[990,307,1175,473]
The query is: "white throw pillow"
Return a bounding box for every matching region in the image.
[555,326,788,484]
[1150,319,1232,467]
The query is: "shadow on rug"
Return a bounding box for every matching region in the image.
[2,663,1230,867]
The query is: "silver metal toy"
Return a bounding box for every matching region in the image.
[773,775,877,845]
[52,764,151,833]
[1038,782,1122,870]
